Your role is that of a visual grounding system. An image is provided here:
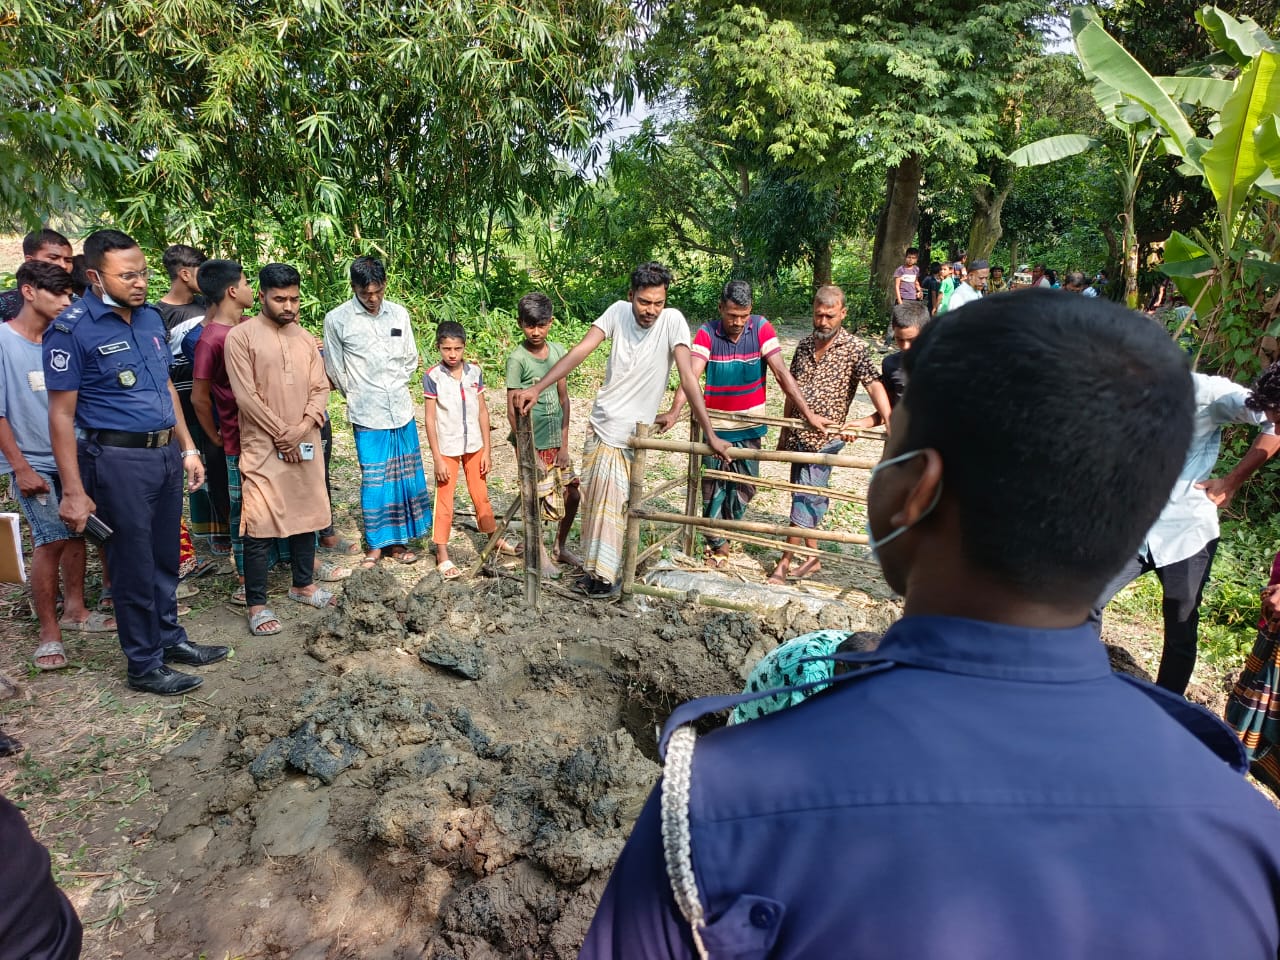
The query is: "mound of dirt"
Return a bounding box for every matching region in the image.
[130,568,893,958]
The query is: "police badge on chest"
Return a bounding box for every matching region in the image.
[118,369,137,388]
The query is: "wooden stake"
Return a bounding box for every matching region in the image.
[621,423,651,595]
[468,496,522,578]
[515,410,541,608]
[699,467,867,504]
[630,435,878,470]
[629,509,870,545]
[710,409,887,441]
[628,581,759,612]
[642,475,688,504]
[682,410,700,556]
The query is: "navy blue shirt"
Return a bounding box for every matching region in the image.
[583,616,1280,958]
[43,291,176,432]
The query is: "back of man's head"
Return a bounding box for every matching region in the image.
[1065,270,1088,290]
[16,261,73,296]
[198,259,244,303]
[82,229,138,271]
[163,244,206,280]
[900,291,1193,606]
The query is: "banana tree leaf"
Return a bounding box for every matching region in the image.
[1071,8,1197,156]
[1164,231,1219,315]
[1257,170,1280,199]
[1244,257,1280,286]
[1195,7,1276,66]
[1158,75,1234,111]
[1258,116,1280,176]
[1008,135,1102,168]
[1201,51,1280,225]
[1159,256,1215,277]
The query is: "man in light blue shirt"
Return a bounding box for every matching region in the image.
[1090,370,1280,693]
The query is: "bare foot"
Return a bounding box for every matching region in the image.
[555,546,583,568]
[767,560,790,584]
[791,557,823,579]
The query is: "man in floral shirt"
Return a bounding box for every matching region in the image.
[769,286,891,583]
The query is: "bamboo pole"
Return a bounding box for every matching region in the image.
[634,528,682,569]
[630,435,878,470]
[628,581,759,613]
[710,409,886,441]
[621,423,651,594]
[710,529,879,568]
[642,475,688,504]
[682,411,700,556]
[468,496,522,578]
[700,467,866,504]
[515,410,541,608]
[629,509,870,545]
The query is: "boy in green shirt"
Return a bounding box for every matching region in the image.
[505,292,581,576]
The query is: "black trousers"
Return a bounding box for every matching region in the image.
[243,532,315,607]
[1087,539,1219,695]
[320,418,335,540]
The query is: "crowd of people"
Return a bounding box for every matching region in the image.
[6,225,1280,956]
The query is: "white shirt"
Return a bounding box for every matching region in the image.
[589,301,691,448]
[1144,373,1272,566]
[948,282,983,311]
[323,297,419,430]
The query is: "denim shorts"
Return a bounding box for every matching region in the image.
[10,471,74,547]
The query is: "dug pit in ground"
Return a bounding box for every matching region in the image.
[122,565,894,959]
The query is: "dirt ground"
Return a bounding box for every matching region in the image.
[0,321,1250,958]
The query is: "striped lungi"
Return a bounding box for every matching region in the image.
[700,436,762,550]
[354,421,432,550]
[578,432,632,585]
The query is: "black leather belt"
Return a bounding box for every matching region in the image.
[88,428,175,449]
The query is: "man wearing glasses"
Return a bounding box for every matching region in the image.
[43,229,229,696]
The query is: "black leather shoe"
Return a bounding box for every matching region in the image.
[0,728,23,757]
[162,640,230,667]
[127,665,204,696]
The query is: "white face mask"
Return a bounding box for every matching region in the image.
[90,272,123,308]
[867,448,942,560]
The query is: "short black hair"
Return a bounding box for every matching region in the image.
[969,259,989,271]
[720,279,752,307]
[928,262,942,276]
[70,254,90,294]
[350,256,386,289]
[905,247,919,257]
[1247,361,1280,413]
[899,290,1193,605]
[82,229,138,271]
[258,262,301,293]
[23,228,70,256]
[162,244,206,279]
[517,292,554,326]
[15,261,73,295]
[891,303,928,331]
[197,259,245,304]
[436,320,466,345]
[630,261,673,292]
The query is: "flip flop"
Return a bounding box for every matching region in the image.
[314,560,352,582]
[358,555,381,569]
[318,537,362,555]
[176,582,200,600]
[288,587,338,608]
[183,558,218,580]
[230,583,247,605]
[388,548,420,565]
[58,611,116,633]
[33,640,68,671]
[248,609,282,636]
[437,559,461,580]
[98,588,113,612]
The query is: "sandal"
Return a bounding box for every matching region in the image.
[230,583,247,605]
[98,588,113,612]
[495,539,522,557]
[318,536,362,555]
[387,547,420,565]
[248,609,282,636]
[183,558,218,580]
[176,582,200,601]
[58,611,116,633]
[437,559,461,580]
[358,555,381,569]
[314,560,352,582]
[33,640,68,671]
[288,587,338,608]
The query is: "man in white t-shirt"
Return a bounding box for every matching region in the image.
[946,259,989,312]
[512,262,730,596]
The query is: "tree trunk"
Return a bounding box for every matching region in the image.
[870,153,923,312]
[966,161,1013,263]
[918,209,934,269]
[812,237,833,288]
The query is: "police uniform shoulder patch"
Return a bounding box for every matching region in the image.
[53,321,72,334]
[49,348,70,373]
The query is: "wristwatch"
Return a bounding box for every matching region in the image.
[180,449,201,458]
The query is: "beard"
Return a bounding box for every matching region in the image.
[813,327,839,342]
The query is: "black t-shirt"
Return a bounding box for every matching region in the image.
[154,299,206,334]
[881,351,907,408]
[0,287,23,323]
[920,275,940,313]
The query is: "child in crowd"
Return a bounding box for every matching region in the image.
[423,321,505,579]
[988,265,1008,293]
[933,261,954,315]
[505,292,581,577]
[882,306,928,410]
[892,247,922,308]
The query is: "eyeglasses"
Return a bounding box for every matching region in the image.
[98,269,152,284]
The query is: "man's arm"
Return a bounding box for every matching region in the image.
[513,326,605,414]
[864,379,892,433]
[167,380,205,491]
[478,385,493,477]
[322,311,348,396]
[765,352,832,433]
[0,417,48,497]
[893,272,904,305]
[48,390,93,532]
[423,396,449,484]
[656,354,706,433]
[225,333,290,441]
[556,380,571,467]
[1199,432,1280,508]
[191,378,221,448]
[674,345,731,458]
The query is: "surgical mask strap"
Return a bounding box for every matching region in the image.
[868,449,942,554]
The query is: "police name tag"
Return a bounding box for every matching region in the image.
[98,341,131,355]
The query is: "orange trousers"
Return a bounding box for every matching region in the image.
[432,450,496,546]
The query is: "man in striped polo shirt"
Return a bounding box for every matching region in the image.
[657,280,831,566]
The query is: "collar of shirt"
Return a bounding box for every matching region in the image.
[349,296,386,320]
[711,316,757,343]
[79,289,164,330]
[874,615,1112,683]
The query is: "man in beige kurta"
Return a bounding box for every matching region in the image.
[224,264,334,631]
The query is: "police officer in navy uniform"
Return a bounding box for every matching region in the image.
[44,229,228,696]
